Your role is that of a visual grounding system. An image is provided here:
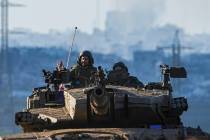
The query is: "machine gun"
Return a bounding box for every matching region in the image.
[42,68,70,90]
[145,64,187,91]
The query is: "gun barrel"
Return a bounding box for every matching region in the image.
[90,87,109,116]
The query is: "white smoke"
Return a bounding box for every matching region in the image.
[103,0,167,59]
[112,0,166,32]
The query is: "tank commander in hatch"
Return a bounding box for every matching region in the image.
[107,61,144,88]
[69,50,97,87]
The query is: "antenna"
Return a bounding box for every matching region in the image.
[66,27,78,68]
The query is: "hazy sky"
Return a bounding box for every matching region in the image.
[9,0,210,34]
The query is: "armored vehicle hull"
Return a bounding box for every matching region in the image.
[15,85,187,132]
[1,128,210,140]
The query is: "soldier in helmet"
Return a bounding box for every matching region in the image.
[107,61,144,88]
[69,50,97,87]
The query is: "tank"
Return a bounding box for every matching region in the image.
[1,65,210,140]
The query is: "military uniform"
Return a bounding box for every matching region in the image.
[107,62,144,88]
[69,50,97,87]
[124,76,144,88]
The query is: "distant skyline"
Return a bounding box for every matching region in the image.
[8,0,210,34]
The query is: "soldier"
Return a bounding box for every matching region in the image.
[107,61,144,88]
[69,50,97,87]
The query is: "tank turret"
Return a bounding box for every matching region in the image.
[14,65,188,131]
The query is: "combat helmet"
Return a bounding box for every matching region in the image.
[77,50,94,66]
[113,61,128,72]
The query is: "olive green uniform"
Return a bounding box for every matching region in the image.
[107,62,144,88]
[70,64,97,87]
[107,70,144,88]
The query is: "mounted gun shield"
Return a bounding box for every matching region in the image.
[26,67,72,111]
[160,64,187,88]
[43,69,71,87]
